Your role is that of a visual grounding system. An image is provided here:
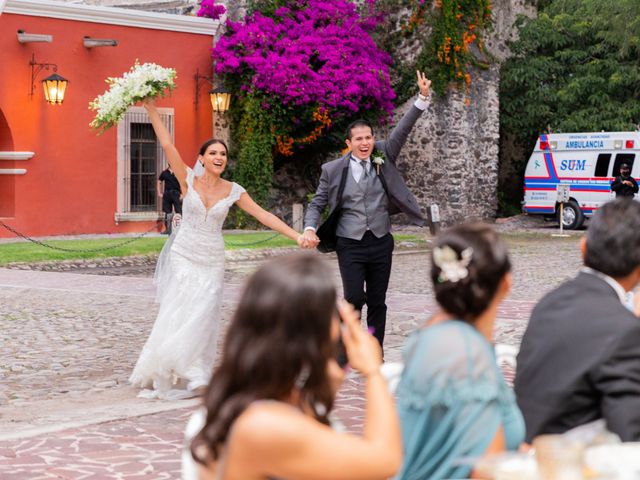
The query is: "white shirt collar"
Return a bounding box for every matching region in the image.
[581,267,627,304]
[350,155,370,163]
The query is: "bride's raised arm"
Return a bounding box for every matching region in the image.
[142,99,188,192]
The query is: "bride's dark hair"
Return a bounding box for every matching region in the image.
[199,138,228,155]
[431,223,511,323]
[191,253,337,464]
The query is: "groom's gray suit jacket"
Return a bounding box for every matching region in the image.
[304,105,426,234]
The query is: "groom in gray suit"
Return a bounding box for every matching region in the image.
[303,71,430,348]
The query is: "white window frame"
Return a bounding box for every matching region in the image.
[115,106,173,222]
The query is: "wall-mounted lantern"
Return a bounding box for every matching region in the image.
[42,73,68,105]
[210,87,231,113]
[29,53,69,105]
[194,68,231,112]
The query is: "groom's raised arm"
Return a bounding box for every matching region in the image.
[384,71,431,163]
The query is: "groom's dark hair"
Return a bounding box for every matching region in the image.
[346,119,374,139]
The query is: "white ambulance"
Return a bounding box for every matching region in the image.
[522,131,640,229]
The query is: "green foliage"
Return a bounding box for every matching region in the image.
[232,95,275,227]
[501,0,640,152]
[375,0,493,99]
[499,0,640,205]
[497,191,522,218]
[245,0,289,16]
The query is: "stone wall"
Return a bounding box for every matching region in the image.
[393,67,502,225]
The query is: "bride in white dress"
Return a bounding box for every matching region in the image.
[130,99,308,399]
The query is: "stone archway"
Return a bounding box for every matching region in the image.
[0,109,16,218]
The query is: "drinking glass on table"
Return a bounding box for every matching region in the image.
[533,434,583,480]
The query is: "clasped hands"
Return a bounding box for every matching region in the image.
[297,229,320,249]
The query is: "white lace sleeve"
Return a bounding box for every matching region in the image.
[230,183,246,204]
[185,167,195,187]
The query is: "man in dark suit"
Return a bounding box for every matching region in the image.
[611,162,639,198]
[515,198,640,442]
[302,71,430,348]
[158,167,182,234]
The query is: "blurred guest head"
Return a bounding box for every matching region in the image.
[431,223,511,324]
[583,198,640,280]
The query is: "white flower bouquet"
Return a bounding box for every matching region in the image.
[89,61,177,133]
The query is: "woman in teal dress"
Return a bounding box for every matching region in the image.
[396,223,525,480]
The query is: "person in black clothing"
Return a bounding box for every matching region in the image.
[158,167,182,234]
[611,163,639,198]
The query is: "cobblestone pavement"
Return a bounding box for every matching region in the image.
[0,230,584,478]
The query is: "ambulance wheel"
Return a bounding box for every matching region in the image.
[557,200,584,230]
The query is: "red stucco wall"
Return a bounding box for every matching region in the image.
[0,11,214,237]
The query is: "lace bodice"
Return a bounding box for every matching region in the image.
[171,169,245,266]
[180,169,245,232]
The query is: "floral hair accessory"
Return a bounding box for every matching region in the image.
[433,245,473,283]
[371,149,385,174]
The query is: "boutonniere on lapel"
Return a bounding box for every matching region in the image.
[371,149,385,175]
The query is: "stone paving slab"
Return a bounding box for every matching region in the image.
[0,233,584,478]
[0,408,193,479]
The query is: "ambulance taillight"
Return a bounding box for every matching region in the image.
[626,140,635,149]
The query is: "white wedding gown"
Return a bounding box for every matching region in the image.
[130,168,245,399]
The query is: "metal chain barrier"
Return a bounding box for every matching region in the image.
[223,230,282,247]
[0,211,306,251]
[223,212,305,247]
[0,219,162,253]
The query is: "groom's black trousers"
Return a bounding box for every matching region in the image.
[336,231,394,348]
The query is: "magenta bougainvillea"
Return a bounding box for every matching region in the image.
[214,1,393,114]
[205,0,394,157]
[196,0,226,20]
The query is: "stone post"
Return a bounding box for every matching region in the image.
[292,203,304,232]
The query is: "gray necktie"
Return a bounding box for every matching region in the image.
[359,160,369,181]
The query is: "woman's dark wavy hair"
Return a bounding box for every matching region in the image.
[431,223,511,323]
[191,253,337,464]
[199,138,228,156]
